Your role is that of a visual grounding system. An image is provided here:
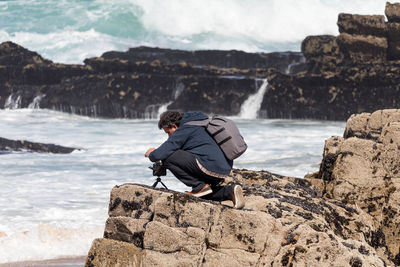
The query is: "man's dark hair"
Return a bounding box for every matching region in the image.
[158,111,184,129]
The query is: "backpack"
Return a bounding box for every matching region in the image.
[185,115,247,160]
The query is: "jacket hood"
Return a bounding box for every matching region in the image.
[181,111,209,125]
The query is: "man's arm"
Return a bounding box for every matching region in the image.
[148,127,190,162]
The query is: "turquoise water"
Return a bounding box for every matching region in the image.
[0,0,388,63]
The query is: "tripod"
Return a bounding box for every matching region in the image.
[152,176,168,189]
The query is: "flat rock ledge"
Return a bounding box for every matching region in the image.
[0,137,78,153]
[85,109,400,266]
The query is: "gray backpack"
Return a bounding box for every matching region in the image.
[185,115,247,160]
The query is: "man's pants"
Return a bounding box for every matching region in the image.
[163,150,233,202]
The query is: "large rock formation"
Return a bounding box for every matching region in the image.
[262,2,400,120]
[85,109,400,266]
[308,109,400,265]
[0,42,304,119]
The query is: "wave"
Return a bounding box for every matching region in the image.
[0,0,388,64]
[0,223,103,263]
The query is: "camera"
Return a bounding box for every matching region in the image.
[152,160,167,177]
[149,160,168,189]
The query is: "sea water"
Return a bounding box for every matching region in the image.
[0,0,388,64]
[0,108,344,263]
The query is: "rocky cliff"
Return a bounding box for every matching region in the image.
[0,42,304,119]
[307,108,400,265]
[263,2,400,120]
[85,109,400,266]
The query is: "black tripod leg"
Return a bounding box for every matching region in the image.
[160,181,168,190]
[152,180,158,188]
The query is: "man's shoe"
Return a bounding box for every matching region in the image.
[186,184,212,197]
[232,185,245,209]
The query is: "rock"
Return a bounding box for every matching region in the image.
[336,33,388,63]
[309,109,400,265]
[0,41,306,119]
[85,238,144,267]
[86,166,390,266]
[385,1,400,22]
[337,13,386,37]
[386,22,400,59]
[91,46,305,73]
[263,2,400,120]
[0,136,78,153]
[301,35,342,72]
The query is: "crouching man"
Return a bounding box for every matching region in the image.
[145,111,245,209]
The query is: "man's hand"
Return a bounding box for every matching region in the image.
[145,148,156,157]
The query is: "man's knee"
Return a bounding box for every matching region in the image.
[163,150,194,167]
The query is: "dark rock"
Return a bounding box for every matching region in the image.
[0,136,77,153]
[301,35,341,72]
[92,46,304,73]
[337,13,386,37]
[385,2,400,23]
[0,41,306,119]
[336,33,388,64]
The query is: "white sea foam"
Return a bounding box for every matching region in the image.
[0,223,103,263]
[0,0,389,64]
[131,0,387,45]
[1,29,140,64]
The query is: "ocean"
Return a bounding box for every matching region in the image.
[0,0,386,263]
[0,0,389,64]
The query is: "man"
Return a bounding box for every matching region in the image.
[145,111,245,209]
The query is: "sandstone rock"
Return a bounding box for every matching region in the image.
[385,1,400,22]
[337,13,386,37]
[0,136,78,153]
[336,33,388,63]
[85,238,144,267]
[86,170,390,266]
[310,109,400,265]
[344,109,400,139]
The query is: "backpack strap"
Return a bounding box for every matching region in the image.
[184,118,211,127]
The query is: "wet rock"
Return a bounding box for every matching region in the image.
[336,33,388,63]
[0,136,78,153]
[264,2,400,120]
[337,13,386,36]
[0,41,305,119]
[301,35,341,72]
[385,2,400,23]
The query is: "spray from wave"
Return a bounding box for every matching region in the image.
[0,0,389,64]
